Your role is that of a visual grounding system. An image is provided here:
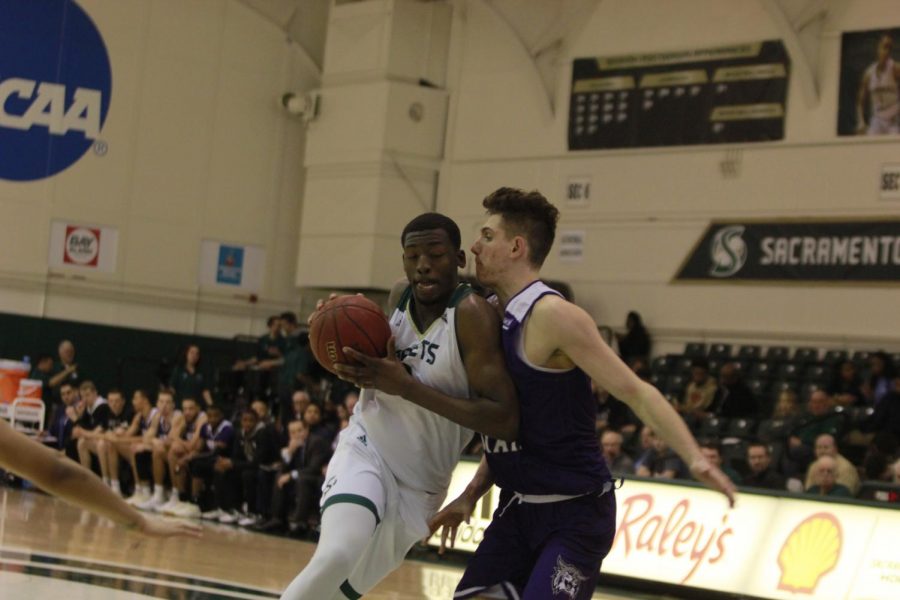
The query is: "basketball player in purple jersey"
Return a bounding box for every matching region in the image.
[429,187,736,599]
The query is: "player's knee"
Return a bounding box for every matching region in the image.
[314,544,358,575]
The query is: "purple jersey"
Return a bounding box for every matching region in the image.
[482,281,611,495]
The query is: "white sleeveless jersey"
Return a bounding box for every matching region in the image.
[357,285,474,493]
[867,58,899,121]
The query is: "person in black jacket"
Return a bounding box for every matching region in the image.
[254,419,330,534]
[616,311,651,366]
[213,409,279,525]
[742,442,786,490]
[712,363,759,419]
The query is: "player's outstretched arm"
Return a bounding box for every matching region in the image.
[339,294,518,440]
[0,419,201,537]
[530,296,736,506]
[428,454,494,554]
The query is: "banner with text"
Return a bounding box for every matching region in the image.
[48,220,118,273]
[569,40,789,150]
[427,467,900,600]
[674,219,900,282]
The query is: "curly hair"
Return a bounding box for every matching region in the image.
[483,187,559,268]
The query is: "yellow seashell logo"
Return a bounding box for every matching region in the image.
[777,512,842,594]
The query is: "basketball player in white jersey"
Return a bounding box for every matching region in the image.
[857,34,900,135]
[280,213,518,600]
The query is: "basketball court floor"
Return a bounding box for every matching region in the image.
[0,487,659,599]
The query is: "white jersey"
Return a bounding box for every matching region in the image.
[867,58,899,123]
[357,284,474,493]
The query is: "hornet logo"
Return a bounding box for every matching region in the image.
[709,225,747,277]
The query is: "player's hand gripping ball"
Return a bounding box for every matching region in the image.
[309,295,392,376]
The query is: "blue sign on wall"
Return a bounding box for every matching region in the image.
[217,245,244,286]
[0,0,112,181]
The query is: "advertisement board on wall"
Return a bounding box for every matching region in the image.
[428,466,900,600]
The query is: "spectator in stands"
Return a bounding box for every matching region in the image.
[303,402,333,444]
[679,358,717,424]
[289,390,312,422]
[803,433,860,495]
[110,389,157,502]
[48,340,80,398]
[162,398,209,517]
[215,408,280,527]
[259,312,317,428]
[94,389,132,493]
[594,380,640,439]
[631,424,655,473]
[713,363,758,419]
[600,430,634,475]
[771,389,801,419]
[138,390,183,511]
[893,458,900,484]
[636,427,688,479]
[783,390,843,478]
[743,443,786,490]
[343,389,359,415]
[828,360,865,407]
[234,315,285,371]
[616,311,650,366]
[864,352,896,407]
[254,419,330,534]
[169,344,213,408]
[74,381,111,473]
[29,354,55,424]
[251,398,274,426]
[806,456,853,498]
[859,375,900,444]
[191,406,235,520]
[697,441,741,484]
[47,382,79,460]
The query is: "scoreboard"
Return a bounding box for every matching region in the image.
[569,41,790,150]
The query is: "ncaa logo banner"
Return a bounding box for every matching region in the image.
[674,219,900,283]
[0,0,112,181]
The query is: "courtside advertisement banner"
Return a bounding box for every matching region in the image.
[0,0,112,181]
[428,470,900,599]
[48,220,117,272]
[569,41,789,150]
[674,219,900,283]
[837,28,900,137]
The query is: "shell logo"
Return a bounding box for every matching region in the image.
[777,512,843,594]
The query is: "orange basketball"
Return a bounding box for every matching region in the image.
[308,295,392,375]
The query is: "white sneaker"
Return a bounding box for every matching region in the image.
[200,508,223,521]
[171,502,201,519]
[137,494,166,512]
[238,514,260,527]
[218,510,240,524]
[125,492,150,506]
[158,496,181,515]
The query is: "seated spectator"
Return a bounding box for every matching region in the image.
[806,456,853,498]
[600,430,634,476]
[169,344,213,408]
[46,382,79,460]
[289,390,312,423]
[251,398,274,426]
[210,409,280,527]
[594,381,639,439]
[254,419,330,534]
[803,433,860,495]
[858,375,900,445]
[863,352,895,407]
[631,425,655,473]
[74,381,111,474]
[261,313,318,426]
[636,428,688,479]
[191,406,236,520]
[343,390,359,415]
[94,389,132,493]
[162,398,209,517]
[138,390,183,511]
[742,443,786,490]
[110,390,157,502]
[616,311,651,367]
[679,358,717,424]
[782,390,844,478]
[827,360,865,407]
[303,402,334,444]
[697,441,741,484]
[712,362,759,419]
[771,389,801,420]
[48,339,80,399]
